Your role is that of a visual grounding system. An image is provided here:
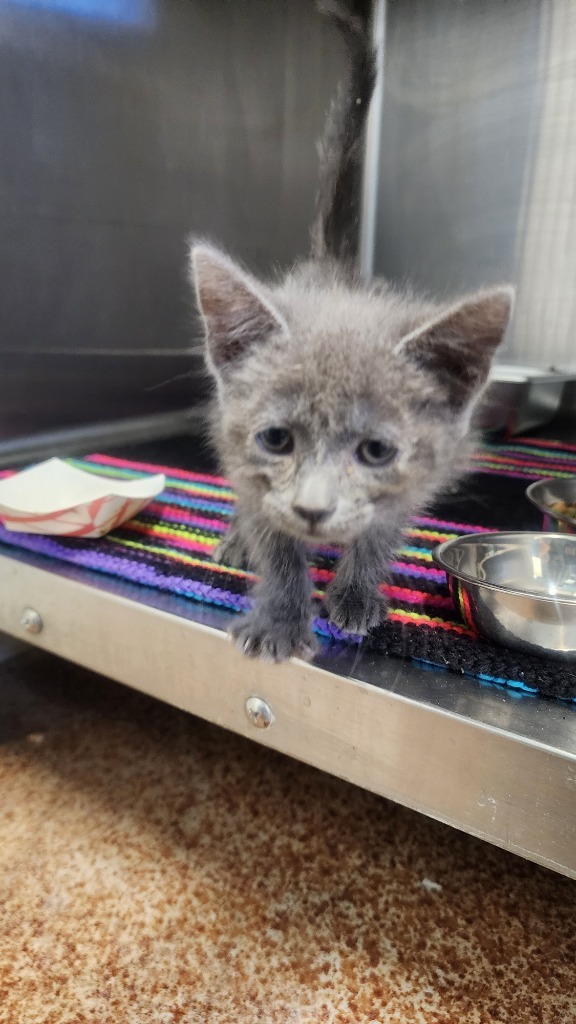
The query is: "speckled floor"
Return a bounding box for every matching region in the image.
[0,648,574,1024]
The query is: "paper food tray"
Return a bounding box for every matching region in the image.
[0,458,165,538]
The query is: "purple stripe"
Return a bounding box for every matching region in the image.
[0,526,248,611]
[0,526,359,642]
[150,492,234,516]
[411,516,492,534]
[313,616,361,643]
[390,561,446,582]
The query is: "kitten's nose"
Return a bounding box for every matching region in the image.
[293,505,332,529]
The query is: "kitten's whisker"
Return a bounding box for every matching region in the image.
[145,369,196,392]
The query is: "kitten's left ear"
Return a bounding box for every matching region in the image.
[395,286,515,410]
[190,244,288,374]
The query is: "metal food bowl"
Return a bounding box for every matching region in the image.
[476,365,576,435]
[476,371,529,433]
[434,532,576,661]
[526,478,576,535]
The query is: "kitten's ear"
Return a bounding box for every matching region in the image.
[190,244,288,372]
[396,286,515,411]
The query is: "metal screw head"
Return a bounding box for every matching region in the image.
[245,696,274,729]
[20,608,43,635]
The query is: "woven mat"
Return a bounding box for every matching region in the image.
[1,438,576,701]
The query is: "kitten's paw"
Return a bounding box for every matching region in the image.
[230,613,317,663]
[324,584,386,635]
[212,530,249,570]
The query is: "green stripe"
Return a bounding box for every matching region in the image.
[485,445,576,461]
[477,459,574,478]
[68,459,235,499]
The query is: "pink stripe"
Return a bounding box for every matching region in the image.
[473,453,576,473]
[146,502,227,533]
[382,585,453,609]
[391,560,447,581]
[128,521,214,554]
[511,437,576,453]
[86,453,232,489]
[119,528,454,603]
[411,516,493,534]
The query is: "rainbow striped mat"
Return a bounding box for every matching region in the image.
[0,437,575,701]
[472,437,576,479]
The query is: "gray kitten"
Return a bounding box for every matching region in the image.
[189,0,513,663]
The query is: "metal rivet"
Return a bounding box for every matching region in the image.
[245,696,274,729]
[20,608,43,635]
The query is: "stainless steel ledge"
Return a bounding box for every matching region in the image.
[0,408,206,468]
[0,550,574,879]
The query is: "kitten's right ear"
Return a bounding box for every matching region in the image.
[190,244,288,373]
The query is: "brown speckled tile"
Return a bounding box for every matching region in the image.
[0,650,574,1024]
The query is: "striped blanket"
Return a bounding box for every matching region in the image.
[1,438,575,701]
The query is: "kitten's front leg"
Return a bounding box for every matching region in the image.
[212,514,250,569]
[230,528,316,663]
[324,527,397,635]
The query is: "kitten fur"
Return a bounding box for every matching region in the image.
[189,0,514,663]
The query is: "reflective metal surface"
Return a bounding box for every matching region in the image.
[526,478,576,534]
[0,546,574,878]
[0,0,343,439]
[3,544,575,752]
[508,367,576,433]
[436,532,576,660]
[476,371,530,434]
[477,367,576,435]
[373,0,576,376]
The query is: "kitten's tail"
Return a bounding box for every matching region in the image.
[311,0,376,271]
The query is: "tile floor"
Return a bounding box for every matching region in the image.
[0,647,574,1024]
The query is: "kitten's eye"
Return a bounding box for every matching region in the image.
[256,427,294,455]
[356,439,397,467]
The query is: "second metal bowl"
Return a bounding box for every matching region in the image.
[526,478,576,534]
[434,532,576,661]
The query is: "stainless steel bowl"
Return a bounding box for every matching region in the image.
[434,532,576,661]
[501,365,571,433]
[475,371,529,433]
[526,478,576,535]
[476,365,576,435]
